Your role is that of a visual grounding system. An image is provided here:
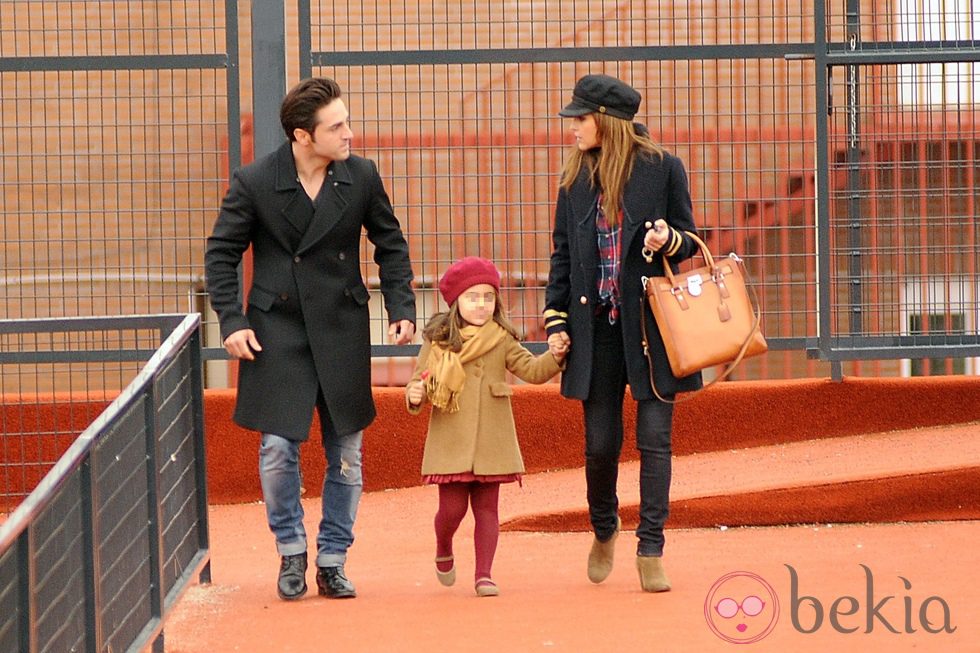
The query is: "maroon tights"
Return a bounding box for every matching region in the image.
[434,481,501,581]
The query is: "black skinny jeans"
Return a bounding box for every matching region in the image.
[583,311,673,557]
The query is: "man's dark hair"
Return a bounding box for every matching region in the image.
[280,77,343,141]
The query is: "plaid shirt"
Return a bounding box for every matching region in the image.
[595,194,623,323]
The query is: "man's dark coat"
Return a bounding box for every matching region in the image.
[206,142,415,439]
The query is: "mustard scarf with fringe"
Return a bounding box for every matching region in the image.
[425,321,508,413]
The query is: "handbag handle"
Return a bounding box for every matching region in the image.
[655,231,720,292]
[640,238,764,404]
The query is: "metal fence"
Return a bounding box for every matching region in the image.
[0,0,241,385]
[3,0,980,383]
[0,314,210,653]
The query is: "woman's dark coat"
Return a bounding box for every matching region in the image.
[205,142,415,439]
[545,145,704,400]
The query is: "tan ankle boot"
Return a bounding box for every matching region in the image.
[587,517,620,584]
[636,555,671,592]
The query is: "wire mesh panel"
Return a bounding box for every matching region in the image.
[308,0,823,379]
[154,345,208,602]
[0,325,159,507]
[0,541,20,652]
[823,0,980,372]
[94,400,154,653]
[0,0,238,331]
[33,473,87,653]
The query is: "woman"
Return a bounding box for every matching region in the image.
[544,73,702,592]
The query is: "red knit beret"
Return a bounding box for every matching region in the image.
[438,256,501,306]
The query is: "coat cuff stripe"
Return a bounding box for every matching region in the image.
[665,228,682,257]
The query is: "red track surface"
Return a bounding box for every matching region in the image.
[165,422,980,652]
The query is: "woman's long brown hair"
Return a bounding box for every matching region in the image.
[559,112,664,225]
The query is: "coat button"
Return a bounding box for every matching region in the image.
[293,256,301,263]
[338,252,346,261]
[344,289,351,297]
[279,293,288,301]
[579,296,588,305]
[645,221,652,228]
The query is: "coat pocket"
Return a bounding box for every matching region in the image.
[347,283,370,306]
[489,382,513,397]
[247,285,277,312]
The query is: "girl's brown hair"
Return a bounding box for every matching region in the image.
[423,290,519,352]
[559,112,664,225]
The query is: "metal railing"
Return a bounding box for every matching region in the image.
[0,314,210,653]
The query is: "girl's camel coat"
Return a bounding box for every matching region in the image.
[407,336,562,476]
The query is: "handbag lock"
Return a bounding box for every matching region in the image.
[687,275,703,297]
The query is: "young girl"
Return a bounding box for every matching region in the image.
[406,256,567,597]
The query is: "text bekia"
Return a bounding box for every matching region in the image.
[786,564,955,634]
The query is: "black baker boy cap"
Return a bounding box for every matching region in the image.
[559,74,641,121]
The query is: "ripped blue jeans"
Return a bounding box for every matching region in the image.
[259,425,363,568]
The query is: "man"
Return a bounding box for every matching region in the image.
[205,77,416,601]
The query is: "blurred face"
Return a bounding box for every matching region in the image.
[457,284,496,327]
[296,98,353,162]
[570,113,599,150]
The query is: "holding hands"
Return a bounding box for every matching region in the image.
[548,331,570,362]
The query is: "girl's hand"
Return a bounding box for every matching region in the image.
[406,380,425,406]
[548,332,570,360]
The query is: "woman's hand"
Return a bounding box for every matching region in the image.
[643,219,670,253]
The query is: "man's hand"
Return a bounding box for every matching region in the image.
[223,329,262,360]
[388,319,415,345]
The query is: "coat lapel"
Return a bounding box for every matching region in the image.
[297,159,352,254]
[571,173,600,272]
[269,143,306,253]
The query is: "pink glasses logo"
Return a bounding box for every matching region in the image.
[705,571,780,644]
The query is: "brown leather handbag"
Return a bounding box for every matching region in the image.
[640,231,767,402]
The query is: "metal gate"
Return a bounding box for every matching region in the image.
[818,0,980,374]
[291,0,980,378]
[0,0,241,369]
